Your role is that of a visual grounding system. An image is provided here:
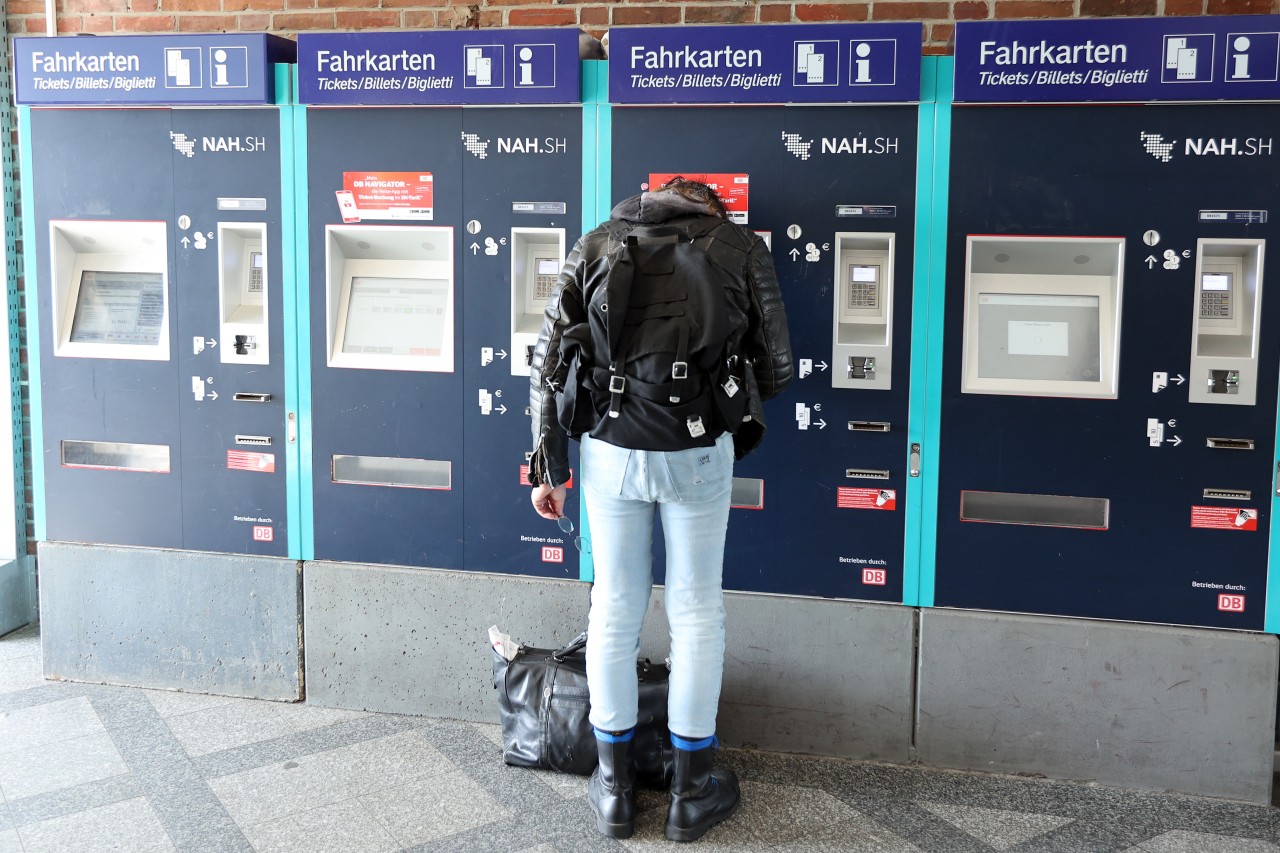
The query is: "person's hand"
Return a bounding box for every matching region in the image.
[531,483,567,521]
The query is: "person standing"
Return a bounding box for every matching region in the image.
[527,177,792,842]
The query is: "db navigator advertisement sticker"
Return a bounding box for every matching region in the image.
[340,172,434,221]
[1191,505,1258,531]
[648,173,749,224]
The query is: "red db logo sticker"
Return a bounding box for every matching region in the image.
[542,547,564,563]
[1218,594,1245,613]
[252,525,273,542]
[862,568,887,586]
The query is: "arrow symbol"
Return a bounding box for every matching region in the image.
[208,338,217,348]
[789,248,800,260]
[1145,255,1157,269]
[1172,373,1185,385]
[817,360,829,372]
[208,390,219,401]
[496,404,507,414]
[470,242,480,255]
[1166,434,1182,446]
[815,419,827,429]
[497,349,508,360]
[181,237,191,249]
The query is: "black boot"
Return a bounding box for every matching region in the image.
[665,735,740,842]
[587,732,636,839]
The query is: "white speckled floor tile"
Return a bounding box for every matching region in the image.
[920,801,1075,850]
[0,697,104,754]
[734,779,867,845]
[0,626,39,662]
[17,797,175,853]
[0,828,20,853]
[0,732,128,801]
[208,752,346,827]
[0,656,43,696]
[471,721,506,749]
[315,729,455,797]
[1122,830,1279,852]
[140,688,248,719]
[239,798,398,853]
[163,700,296,757]
[359,770,508,846]
[272,703,369,733]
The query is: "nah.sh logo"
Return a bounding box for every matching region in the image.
[1142,131,1274,163]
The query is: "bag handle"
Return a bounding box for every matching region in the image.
[551,630,588,661]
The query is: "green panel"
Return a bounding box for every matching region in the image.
[292,67,316,561]
[16,106,42,545]
[276,65,303,560]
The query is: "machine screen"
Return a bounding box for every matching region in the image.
[69,270,164,345]
[342,276,449,356]
[977,293,1101,382]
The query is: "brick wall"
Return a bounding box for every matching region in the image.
[6,0,1280,56]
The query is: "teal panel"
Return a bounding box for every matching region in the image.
[277,65,303,560]
[292,68,316,561]
[903,56,940,608]
[2,40,26,562]
[17,107,43,544]
[916,57,953,609]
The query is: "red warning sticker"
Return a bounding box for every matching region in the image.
[1190,505,1257,531]
[519,465,572,488]
[227,450,276,474]
[341,171,434,221]
[648,173,749,225]
[837,487,896,511]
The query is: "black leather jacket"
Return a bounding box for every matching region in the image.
[528,188,793,487]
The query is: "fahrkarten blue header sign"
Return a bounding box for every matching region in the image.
[608,23,922,104]
[13,34,295,106]
[955,15,1280,102]
[297,30,581,105]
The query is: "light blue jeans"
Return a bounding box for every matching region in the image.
[581,432,734,739]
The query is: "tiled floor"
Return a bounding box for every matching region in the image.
[2,624,1278,852]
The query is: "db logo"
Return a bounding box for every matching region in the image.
[252,525,273,542]
[1218,594,1245,613]
[862,568,887,586]
[542,546,564,563]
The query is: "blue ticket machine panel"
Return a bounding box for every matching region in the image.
[16,35,297,554]
[297,31,581,571]
[607,24,924,600]
[933,17,1280,629]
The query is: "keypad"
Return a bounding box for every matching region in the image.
[1200,292,1230,318]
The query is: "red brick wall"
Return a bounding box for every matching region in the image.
[7,0,1280,55]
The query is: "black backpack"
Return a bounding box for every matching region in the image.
[556,217,750,451]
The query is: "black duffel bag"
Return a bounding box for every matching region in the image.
[491,630,673,788]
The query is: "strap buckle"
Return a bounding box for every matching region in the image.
[671,361,688,380]
[608,375,627,395]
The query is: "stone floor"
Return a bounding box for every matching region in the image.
[1,624,1278,852]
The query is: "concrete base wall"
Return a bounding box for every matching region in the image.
[303,562,917,762]
[0,556,34,637]
[38,542,303,700]
[916,609,1278,804]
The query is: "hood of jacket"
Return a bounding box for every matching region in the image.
[608,187,723,224]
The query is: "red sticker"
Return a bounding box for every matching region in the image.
[227,450,275,474]
[1191,505,1257,531]
[1218,594,1246,612]
[341,171,434,221]
[542,546,564,563]
[837,487,896,511]
[519,465,572,488]
[862,568,887,586]
[252,525,274,542]
[648,173,749,224]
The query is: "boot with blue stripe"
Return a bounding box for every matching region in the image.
[665,733,740,842]
[588,728,636,839]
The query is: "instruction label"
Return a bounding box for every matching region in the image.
[837,487,896,511]
[1190,504,1257,531]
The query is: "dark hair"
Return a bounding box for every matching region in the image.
[659,176,729,219]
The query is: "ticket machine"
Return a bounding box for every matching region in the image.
[296,30,583,572]
[604,24,930,601]
[929,16,1280,630]
[16,34,297,555]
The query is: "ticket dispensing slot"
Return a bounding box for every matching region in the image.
[962,236,1125,399]
[511,228,565,377]
[325,225,455,373]
[832,232,893,390]
[50,220,169,361]
[1189,239,1265,406]
[217,223,268,365]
